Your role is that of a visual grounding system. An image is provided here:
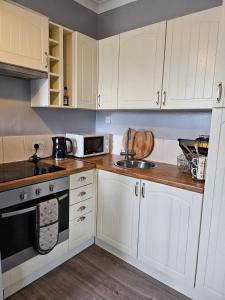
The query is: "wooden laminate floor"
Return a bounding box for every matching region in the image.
[9,245,190,300]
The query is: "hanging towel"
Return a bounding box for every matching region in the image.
[35,198,59,255]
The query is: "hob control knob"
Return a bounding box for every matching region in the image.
[20,192,28,201]
[49,184,54,192]
[35,188,41,196]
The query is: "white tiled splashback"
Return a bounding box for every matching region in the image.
[0,134,182,166]
[112,135,183,165]
[0,135,56,164]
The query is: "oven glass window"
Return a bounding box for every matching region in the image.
[84,136,104,155]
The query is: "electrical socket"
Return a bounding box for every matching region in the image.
[32,141,46,151]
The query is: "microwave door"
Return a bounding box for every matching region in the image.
[84,136,104,155]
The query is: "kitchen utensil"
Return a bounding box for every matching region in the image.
[122,129,137,153]
[52,136,73,160]
[133,130,154,159]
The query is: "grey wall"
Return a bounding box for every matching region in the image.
[97,0,222,39]
[13,0,97,38]
[96,111,212,140]
[0,76,96,136]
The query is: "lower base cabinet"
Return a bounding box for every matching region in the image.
[97,170,140,258]
[97,170,203,296]
[138,180,203,288]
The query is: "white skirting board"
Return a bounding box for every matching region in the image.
[3,238,94,299]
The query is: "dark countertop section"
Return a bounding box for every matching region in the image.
[0,154,204,194]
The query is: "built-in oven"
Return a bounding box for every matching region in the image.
[0,177,69,273]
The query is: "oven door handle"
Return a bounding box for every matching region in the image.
[58,193,68,201]
[1,206,36,219]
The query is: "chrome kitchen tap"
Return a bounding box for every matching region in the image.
[120,128,135,160]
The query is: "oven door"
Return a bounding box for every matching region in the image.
[84,136,104,156]
[0,190,69,272]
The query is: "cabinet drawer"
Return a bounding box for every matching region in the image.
[70,184,94,205]
[69,212,94,250]
[70,198,93,221]
[70,170,94,189]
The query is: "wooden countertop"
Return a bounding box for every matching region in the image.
[0,154,204,194]
[80,154,205,194]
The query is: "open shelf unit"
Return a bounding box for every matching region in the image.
[31,21,74,108]
[63,28,73,107]
[48,22,62,107]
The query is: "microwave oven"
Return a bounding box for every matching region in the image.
[66,133,110,158]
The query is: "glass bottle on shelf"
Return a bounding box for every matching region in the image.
[63,86,69,106]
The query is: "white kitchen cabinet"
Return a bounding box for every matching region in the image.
[138,180,202,289]
[0,0,48,72]
[118,22,166,109]
[97,170,140,258]
[196,108,225,300]
[74,32,97,109]
[162,7,221,109]
[98,35,119,109]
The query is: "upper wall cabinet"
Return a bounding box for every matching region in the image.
[74,32,97,109]
[98,35,119,110]
[118,22,166,109]
[0,0,48,72]
[162,7,221,109]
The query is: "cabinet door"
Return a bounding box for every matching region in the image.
[138,181,202,288]
[98,35,119,110]
[75,33,97,109]
[162,7,220,109]
[0,1,48,72]
[118,22,166,109]
[97,170,140,258]
[196,109,225,300]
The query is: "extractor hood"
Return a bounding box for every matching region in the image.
[0,62,48,79]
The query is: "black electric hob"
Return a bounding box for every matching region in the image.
[0,161,65,183]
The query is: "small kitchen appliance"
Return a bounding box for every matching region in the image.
[52,136,73,160]
[66,133,110,158]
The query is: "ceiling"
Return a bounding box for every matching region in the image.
[74,0,137,13]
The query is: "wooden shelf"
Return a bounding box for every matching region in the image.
[49,55,60,61]
[50,89,60,93]
[49,38,59,46]
[49,72,59,77]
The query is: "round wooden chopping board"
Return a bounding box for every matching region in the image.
[133,130,154,159]
[122,129,137,153]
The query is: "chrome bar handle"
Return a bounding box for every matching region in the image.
[78,176,86,182]
[135,182,139,197]
[78,191,86,197]
[162,91,166,106]
[97,94,101,108]
[217,82,223,103]
[1,206,36,219]
[77,216,86,222]
[141,183,145,198]
[44,52,48,69]
[78,206,86,212]
[156,91,160,105]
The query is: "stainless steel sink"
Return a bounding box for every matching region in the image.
[115,160,156,169]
